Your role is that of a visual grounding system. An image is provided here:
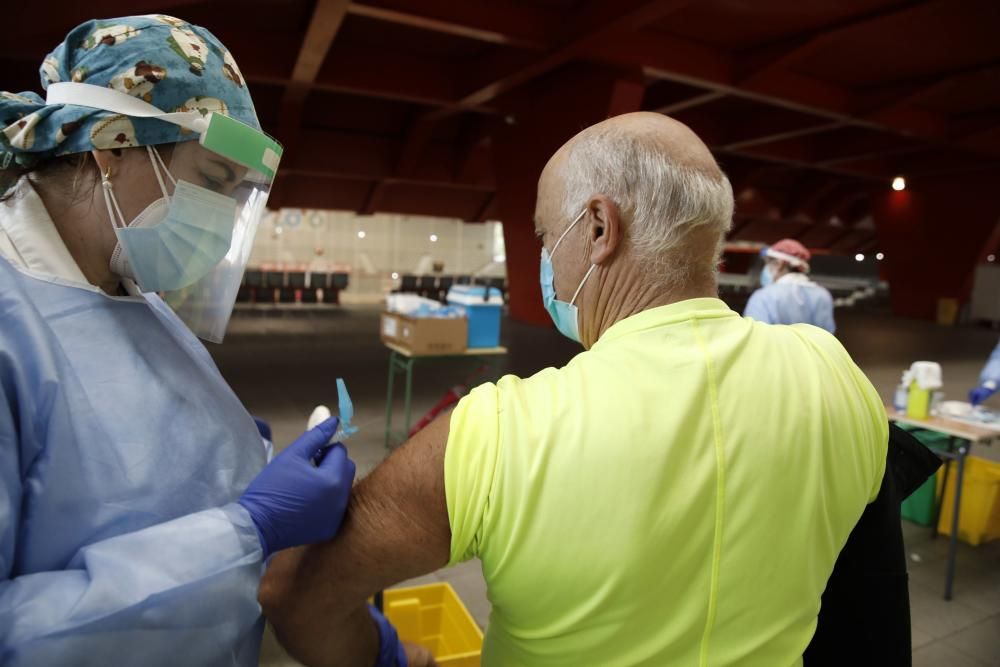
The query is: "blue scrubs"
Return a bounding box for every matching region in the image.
[0,258,266,665]
[744,277,836,334]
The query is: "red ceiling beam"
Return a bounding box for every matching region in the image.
[722,121,844,151]
[249,43,495,113]
[363,114,440,214]
[395,116,439,178]
[817,144,929,167]
[387,0,687,199]
[714,143,887,182]
[451,116,493,181]
[455,0,690,109]
[286,129,494,190]
[781,176,841,219]
[473,192,496,222]
[817,189,872,225]
[806,130,925,165]
[345,0,556,50]
[655,91,726,115]
[283,168,493,192]
[858,59,1000,117]
[359,182,385,215]
[594,29,985,154]
[721,162,777,195]
[736,1,935,83]
[273,0,352,186]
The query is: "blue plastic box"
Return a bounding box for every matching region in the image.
[447,285,504,348]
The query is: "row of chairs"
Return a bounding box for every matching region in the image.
[238,270,350,306]
[242,270,349,290]
[397,274,507,302]
[236,286,343,305]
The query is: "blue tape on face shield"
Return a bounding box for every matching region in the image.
[104,146,236,293]
[540,209,597,343]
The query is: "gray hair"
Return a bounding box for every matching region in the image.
[559,125,734,287]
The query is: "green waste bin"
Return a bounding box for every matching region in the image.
[896,424,948,527]
[902,475,939,526]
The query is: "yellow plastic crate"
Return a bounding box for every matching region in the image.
[936,455,1000,546]
[383,583,483,666]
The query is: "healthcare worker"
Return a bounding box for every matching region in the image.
[744,238,836,333]
[0,16,363,666]
[969,339,1000,405]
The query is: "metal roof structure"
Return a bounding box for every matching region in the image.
[5,0,1000,258]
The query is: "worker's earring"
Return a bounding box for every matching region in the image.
[92,149,113,189]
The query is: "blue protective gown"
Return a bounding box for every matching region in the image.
[0,186,267,665]
[744,273,836,334]
[980,339,1000,386]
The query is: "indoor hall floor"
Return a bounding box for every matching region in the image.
[209,306,1000,666]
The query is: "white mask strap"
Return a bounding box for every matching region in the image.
[147,145,176,197]
[99,167,126,230]
[551,208,587,255]
[570,263,597,306]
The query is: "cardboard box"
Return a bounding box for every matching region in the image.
[381,312,467,355]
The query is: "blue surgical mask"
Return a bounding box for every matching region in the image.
[760,265,774,286]
[540,209,597,342]
[104,147,236,293]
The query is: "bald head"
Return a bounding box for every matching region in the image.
[547,112,722,183]
[537,111,733,291]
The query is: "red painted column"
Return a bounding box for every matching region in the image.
[872,170,1000,319]
[491,65,644,325]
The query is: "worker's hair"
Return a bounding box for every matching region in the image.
[559,125,733,289]
[0,154,93,204]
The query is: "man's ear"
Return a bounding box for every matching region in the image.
[587,194,621,265]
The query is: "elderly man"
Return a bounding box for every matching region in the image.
[260,112,888,666]
[744,239,836,333]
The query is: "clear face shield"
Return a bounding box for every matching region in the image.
[142,114,280,342]
[44,83,282,342]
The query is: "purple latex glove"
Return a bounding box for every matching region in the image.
[969,384,997,406]
[369,605,408,667]
[239,417,355,559]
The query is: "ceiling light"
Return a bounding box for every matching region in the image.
[891,176,906,191]
[391,271,399,279]
[989,254,997,263]
[855,253,865,262]
[876,252,884,261]
[357,230,366,239]
[429,234,439,242]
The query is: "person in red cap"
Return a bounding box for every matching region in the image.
[744,238,836,333]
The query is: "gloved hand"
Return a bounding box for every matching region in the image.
[239,417,355,559]
[369,605,409,667]
[969,384,997,406]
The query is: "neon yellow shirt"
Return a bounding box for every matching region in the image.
[445,298,887,666]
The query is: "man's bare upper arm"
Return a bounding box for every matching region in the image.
[346,412,453,590]
[259,414,452,662]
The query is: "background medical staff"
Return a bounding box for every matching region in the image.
[0,16,363,666]
[744,237,836,333]
[969,339,1000,405]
